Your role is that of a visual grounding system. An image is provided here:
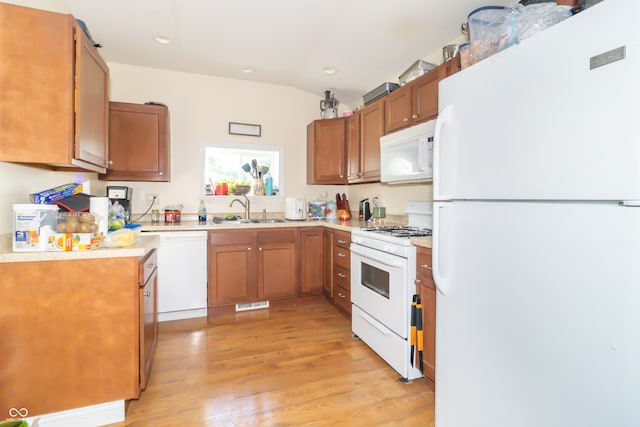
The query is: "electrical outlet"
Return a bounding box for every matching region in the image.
[146,193,159,208]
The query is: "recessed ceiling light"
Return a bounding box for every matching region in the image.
[241,66,255,74]
[323,67,337,75]
[153,34,172,45]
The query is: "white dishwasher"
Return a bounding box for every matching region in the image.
[144,231,208,322]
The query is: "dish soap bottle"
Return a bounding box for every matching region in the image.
[198,200,207,224]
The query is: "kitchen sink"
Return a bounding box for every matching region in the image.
[211,217,285,225]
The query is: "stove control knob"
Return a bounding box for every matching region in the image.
[383,245,397,253]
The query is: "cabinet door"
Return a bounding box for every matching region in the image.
[411,71,440,124]
[385,86,412,133]
[74,24,109,170]
[103,102,171,181]
[208,231,257,306]
[258,242,297,299]
[139,265,157,392]
[307,118,347,184]
[300,228,324,295]
[359,100,384,182]
[257,229,297,300]
[346,112,362,181]
[416,247,436,384]
[0,4,75,166]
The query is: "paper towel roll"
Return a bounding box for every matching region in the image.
[90,196,109,234]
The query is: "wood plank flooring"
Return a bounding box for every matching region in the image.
[108,297,434,426]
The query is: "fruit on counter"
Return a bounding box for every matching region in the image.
[57,212,99,233]
[225,213,235,220]
[110,218,125,230]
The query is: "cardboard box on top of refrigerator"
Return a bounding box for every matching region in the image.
[29,183,83,204]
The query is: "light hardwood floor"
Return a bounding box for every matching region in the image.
[109,296,435,426]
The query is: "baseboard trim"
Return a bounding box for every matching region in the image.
[24,400,124,427]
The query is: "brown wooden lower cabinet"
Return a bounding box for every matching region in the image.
[0,255,150,417]
[332,229,352,315]
[138,249,158,392]
[299,227,325,295]
[208,228,297,307]
[416,246,436,387]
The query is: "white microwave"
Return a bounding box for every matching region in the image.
[380,120,434,184]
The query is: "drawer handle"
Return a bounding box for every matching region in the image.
[420,264,432,270]
[412,114,418,119]
[338,273,346,278]
[337,253,347,258]
[337,292,346,298]
[337,240,347,244]
[415,279,421,285]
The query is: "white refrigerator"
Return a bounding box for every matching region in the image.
[433,1,640,426]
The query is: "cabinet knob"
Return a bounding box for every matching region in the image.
[338,273,346,278]
[247,247,252,251]
[159,171,164,176]
[106,160,113,166]
[412,114,418,120]
[259,247,263,251]
[403,117,409,123]
[337,240,347,244]
[415,279,421,285]
[337,252,346,258]
[337,292,346,298]
[339,175,344,178]
[144,290,151,297]
[420,264,432,270]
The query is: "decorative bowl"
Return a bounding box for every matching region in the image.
[234,185,251,195]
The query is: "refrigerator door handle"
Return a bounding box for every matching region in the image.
[433,105,452,200]
[432,203,448,295]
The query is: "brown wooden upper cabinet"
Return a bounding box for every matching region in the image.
[102,102,171,181]
[350,99,384,183]
[0,3,109,173]
[307,117,347,184]
[385,57,461,134]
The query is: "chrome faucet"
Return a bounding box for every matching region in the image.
[229,194,250,220]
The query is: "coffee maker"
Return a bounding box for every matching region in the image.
[106,186,133,222]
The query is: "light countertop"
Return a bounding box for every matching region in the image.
[0,215,432,262]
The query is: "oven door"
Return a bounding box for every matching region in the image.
[350,243,409,338]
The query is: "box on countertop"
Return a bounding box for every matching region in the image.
[13,204,59,252]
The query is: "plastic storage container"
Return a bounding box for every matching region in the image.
[468,6,518,62]
[13,204,59,252]
[308,201,327,219]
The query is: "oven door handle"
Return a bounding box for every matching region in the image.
[357,309,390,336]
[350,244,406,269]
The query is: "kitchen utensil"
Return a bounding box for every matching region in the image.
[242,163,252,175]
[320,90,338,119]
[251,159,258,178]
[410,294,418,366]
[416,295,424,373]
[442,44,460,62]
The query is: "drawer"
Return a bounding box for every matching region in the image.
[334,246,350,269]
[334,230,351,250]
[334,265,350,290]
[416,247,435,290]
[333,284,351,314]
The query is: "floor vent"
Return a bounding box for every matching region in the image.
[235,301,269,312]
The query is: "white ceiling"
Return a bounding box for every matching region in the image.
[63,0,512,106]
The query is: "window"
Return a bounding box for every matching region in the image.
[200,141,284,198]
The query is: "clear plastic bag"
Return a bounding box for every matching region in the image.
[513,2,572,41]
